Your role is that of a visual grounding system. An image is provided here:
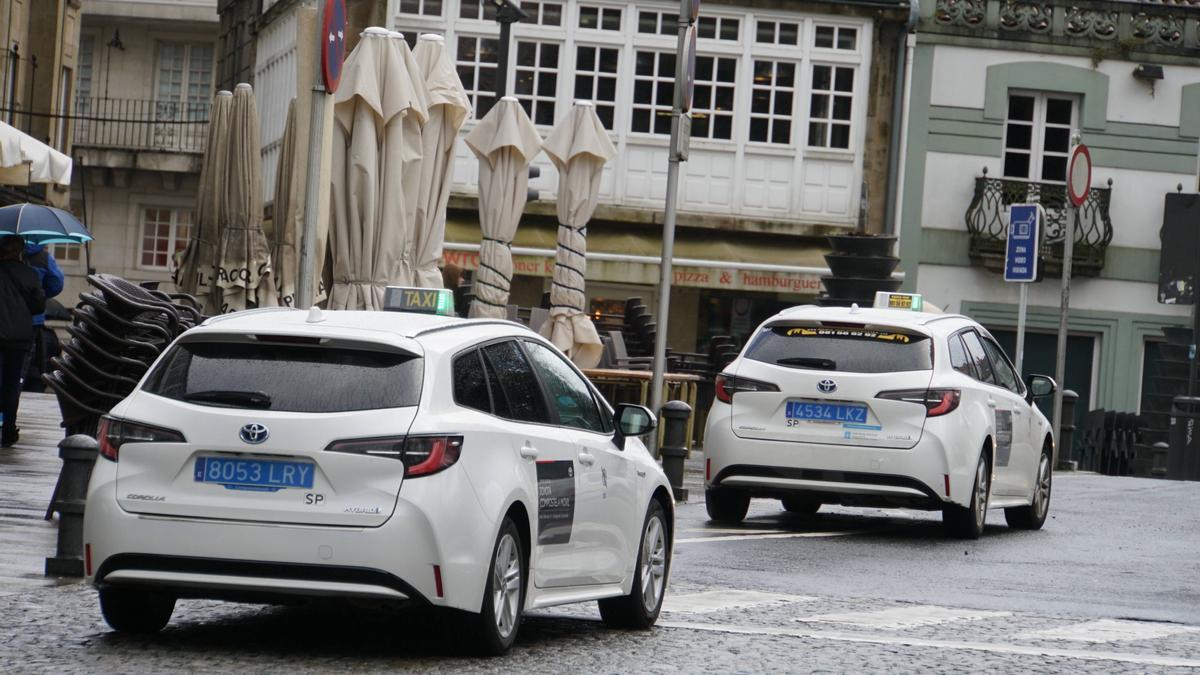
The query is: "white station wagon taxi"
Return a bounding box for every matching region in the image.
[703,293,1057,539]
[83,288,674,655]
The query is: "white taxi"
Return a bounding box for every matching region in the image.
[703,293,1057,539]
[83,288,674,655]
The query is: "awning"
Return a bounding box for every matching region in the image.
[442,217,833,295]
[0,121,72,186]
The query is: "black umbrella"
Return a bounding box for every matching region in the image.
[0,203,92,245]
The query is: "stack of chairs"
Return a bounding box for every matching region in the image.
[621,298,657,358]
[42,274,206,437]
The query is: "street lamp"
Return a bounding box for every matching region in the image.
[484,0,526,99]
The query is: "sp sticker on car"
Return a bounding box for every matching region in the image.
[536,460,575,545]
[995,410,1013,467]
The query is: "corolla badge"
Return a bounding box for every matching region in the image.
[817,379,837,394]
[239,423,269,444]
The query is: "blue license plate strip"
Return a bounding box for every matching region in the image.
[194,457,315,490]
[785,401,868,424]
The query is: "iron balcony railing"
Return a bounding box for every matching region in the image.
[965,170,1114,276]
[72,97,210,154]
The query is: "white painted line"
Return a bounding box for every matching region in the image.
[681,528,793,535]
[675,531,863,544]
[1022,618,1200,643]
[662,589,815,614]
[654,620,1200,669]
[800,605,1011,629]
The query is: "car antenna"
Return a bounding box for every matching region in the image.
[849,303,860,314]
[306,306,326,324]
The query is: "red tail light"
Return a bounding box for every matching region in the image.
[876,389,961,417]
[714,374,780,404]
[326,435,463,477]
[97,416,186,462]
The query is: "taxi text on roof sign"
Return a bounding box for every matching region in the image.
[873,291,924,311]
[383,287,455,316]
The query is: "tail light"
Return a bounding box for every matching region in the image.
[97,416,186,462]
[876,389,961,417]
[714,374,780,404]
[326,435,463,477]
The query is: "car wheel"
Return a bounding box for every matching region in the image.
[465,517,525,656]
[1005,445,1052,530]
[99,588,175,634]
[781,496,821,515]
[705,487,749,523]
[599,500,670,629]
[943,450,990,540]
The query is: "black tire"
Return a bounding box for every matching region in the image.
[1005,445,1052,530]
[943,450,991,540]
[99,587,175,634]
[705,487,749,523]
[781,496,821,515]
[463,517,525,656]
[599,500,670,629]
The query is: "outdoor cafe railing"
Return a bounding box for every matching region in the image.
[72,97,210,154]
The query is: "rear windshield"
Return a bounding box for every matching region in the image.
[744,325,933,373]
[144,341,423,412]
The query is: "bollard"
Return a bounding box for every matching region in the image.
[659,400,691,503]
[45,435,99,577]
[1057,390,1078,470]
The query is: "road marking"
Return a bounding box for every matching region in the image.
[662,590,815,614]
[654,620,1200,669]
[675,531,863,544]
[1022,618,1200,643]
[681,528,795,535]
[799,605,1011,629]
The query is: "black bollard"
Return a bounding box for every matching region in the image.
[45,435,99,577]
[659,400,691,503]
[1057,390,1078,470]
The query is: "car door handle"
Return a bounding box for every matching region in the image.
[519,445,538,460]
[636,468,647,477]
[578,452,596,466]
[987,399,997,408]
[1013,408,1023,415]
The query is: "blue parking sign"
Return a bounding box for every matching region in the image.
[1004,204,1040,283]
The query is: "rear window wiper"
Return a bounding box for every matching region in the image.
[775,357,837,370]
[183,390,273,408]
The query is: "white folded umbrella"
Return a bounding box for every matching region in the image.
[175,90,232,314]
[271,98,300,307]
[0,120,72,186]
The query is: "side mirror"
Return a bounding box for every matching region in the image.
[1026,374,1056,403]
[613,403,656,451]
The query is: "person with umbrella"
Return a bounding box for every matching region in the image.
[21,240,64,392]
[0,235,45,447]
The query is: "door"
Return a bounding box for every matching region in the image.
[961,331,1027,496]
[523,340,634,586]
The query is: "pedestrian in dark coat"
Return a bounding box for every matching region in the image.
[22,242,64,392]
[0,235,45,447]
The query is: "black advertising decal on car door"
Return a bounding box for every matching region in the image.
[536,460,575,545]
[995,410,1013,467]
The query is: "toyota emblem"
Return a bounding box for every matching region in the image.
[239,423,269,444]
[817,379,837,394]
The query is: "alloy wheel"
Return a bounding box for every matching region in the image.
[1033,455,1051,519]
[973,458,990,531]
[492,533,521,640]
[640,515,667,613]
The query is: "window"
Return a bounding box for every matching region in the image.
[524,341,607,432]
[808,64,854,149]
[692,56,736,140]
[52,242,82,263]
[756,20,799,45]
[637,10,678,35]
[745,326,933,373]
[814,25,857,50]
[56,67,73,149]
[960,331,996,385]
[947,335,975,378]
[631,50,674,135]
[459,1,498,20]
[456,36,500,118]
[140,207,193,269]
[1003,93,1075,182]
[399,0,443,16]
[749,60,795,144]
[77,35,95,114]
[524,1,564,26]
[145,341,424,412]
[514,41,559,126]
[574,45,619,129]
[697,16,739,41]
[155,42,214,120]
[481,341,550,424]
[981,337,1023,395]
[579,5,621,30]
[453,350,492,413]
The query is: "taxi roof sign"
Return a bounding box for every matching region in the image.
[873,291,924,311]
[383,286,455,316]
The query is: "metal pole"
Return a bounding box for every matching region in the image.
[297,2,329,310]
[1015,281,1028,378]
[1051,202,1075,463]
[497,20,510,99]
[649,0,691,433]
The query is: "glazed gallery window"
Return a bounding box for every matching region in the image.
[456,35,499,117]
[459,1,497,20]
[691,55,736,141]
[749,59,796,144]
[399,0,443,16]
[514,40,560,125]
[155,42,214,120]
[1003,93,1076,182]
[574,45,619,129]
[808,64,854,149]
[523,1,564,26]
[756,20,799,45]
[579,4,621,30]
[631,50,675,135]
[814,25,857,50]
[141,207,193,270]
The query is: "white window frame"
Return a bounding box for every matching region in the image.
[577,3,622,30]
[137,206,194,271]
[1001,90,1079,184]
[513,38,563,126]
[572,43,621,130]
[397,0,445,18]
[754,18,801,46]
[454,33,501,119]
[806,62,856,150]
[747,58,798,146]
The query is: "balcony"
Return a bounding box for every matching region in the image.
[72,98,210,155]
[965,172,1114,276]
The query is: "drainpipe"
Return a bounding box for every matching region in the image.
[883,0,920,235]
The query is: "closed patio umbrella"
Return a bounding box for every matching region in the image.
[412,34,470,289]
[329,27,427,309]
[539,101,615,367]
[464,96,542,319]
[175,90,232,314]
[271,98,300,307]
[217,83,275,312]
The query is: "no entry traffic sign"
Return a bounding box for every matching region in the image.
[1067,143,1091,207]
[322,0,347,93]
